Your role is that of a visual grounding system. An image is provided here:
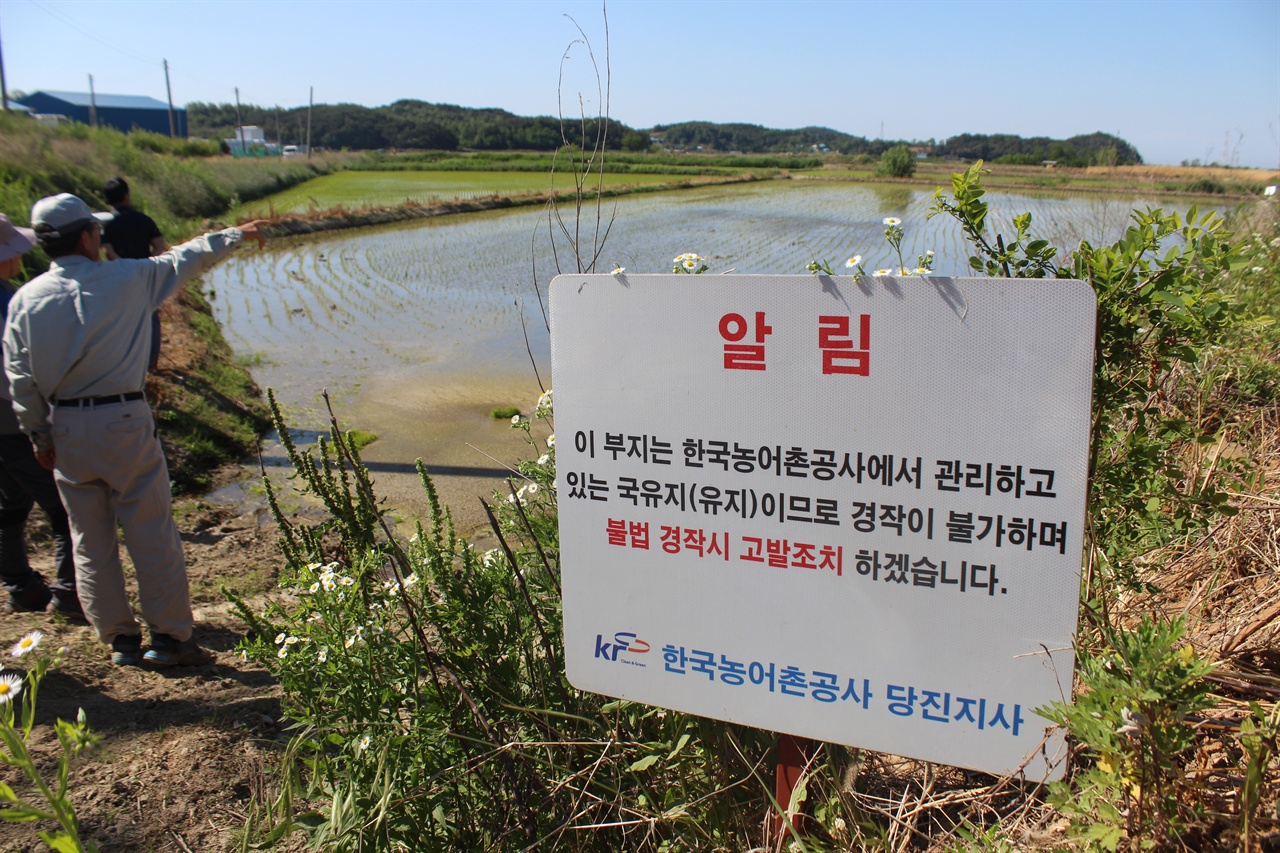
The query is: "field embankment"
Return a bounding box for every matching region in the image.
[796,157,1279,198]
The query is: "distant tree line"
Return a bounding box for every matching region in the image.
[937,132,1143,166]
[649,122,883,154]
[186,100,638,152]
[186,101,1141,164]
[649,123,1141,165]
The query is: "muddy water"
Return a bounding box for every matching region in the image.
[204,181,1201,535]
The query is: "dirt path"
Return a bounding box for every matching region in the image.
[0,491,305,853]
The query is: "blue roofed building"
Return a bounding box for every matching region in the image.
[16,90,186,137]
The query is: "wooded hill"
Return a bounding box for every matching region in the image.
[186,100,1142,166]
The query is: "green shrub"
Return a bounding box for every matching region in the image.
[875,143,917,178]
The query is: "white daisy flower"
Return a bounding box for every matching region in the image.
[883,217,902,227]
[510,414,521,425]
[274,632,287,645]
[277,647,288,659]
[338,576,355,587]
[844,255,862,268]
[358,734,371,751]
[611,266,625,276]
[527,483,539,494]
[284,636,299,645]
[537,454,550,465]
[546,434,555,447]
[345,635,358,649]
[317,648,328,663]
[682,258,698,271]
[0,674,23,704]
[11,630,42,658]
[403,574,419,588]
[874,268,893,276]
[308,582,320,594]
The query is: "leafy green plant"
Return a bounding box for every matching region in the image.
[1040,619,1213,850]
[930,160,1241,588]
[1238,700,1279,849]
[0,632,102,852]
[928,162,1251,850]
[231,390,774,851]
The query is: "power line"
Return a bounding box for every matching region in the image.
[24,0,224,93]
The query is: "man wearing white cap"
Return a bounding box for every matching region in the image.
[0,213,79,618]
[3,193,266,666]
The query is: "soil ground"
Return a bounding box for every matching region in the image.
[0,466,306,853]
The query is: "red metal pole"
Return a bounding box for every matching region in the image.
[772,733,814,846]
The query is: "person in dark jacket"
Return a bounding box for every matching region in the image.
[0,213,80,618]
[101,177,169,371]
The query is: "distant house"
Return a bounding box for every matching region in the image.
[3,99,31,113]
[16,90,185,137]
[224,125,279,156]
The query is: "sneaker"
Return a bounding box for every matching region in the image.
[6,574,51,613]
[111,634,143,666]
[143,634,213,667]
[47,594,86,623]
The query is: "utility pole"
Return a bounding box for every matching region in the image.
[163,59,176,138]
[0,8,10,113]
[88,74,97,127]
[306,86,313,160]
[234,87,244,155]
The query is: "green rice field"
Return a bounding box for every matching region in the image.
[231,170,709,217]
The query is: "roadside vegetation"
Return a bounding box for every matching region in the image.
[4,99,1280,850]
[222,150,1280,852]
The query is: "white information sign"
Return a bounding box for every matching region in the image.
[551,274,1095,780]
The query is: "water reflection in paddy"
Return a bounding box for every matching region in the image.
[205,181,1200,532]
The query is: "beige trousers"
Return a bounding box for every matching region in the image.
[50,399,192,644]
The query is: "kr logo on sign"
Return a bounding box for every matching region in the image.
[595,631,651,667]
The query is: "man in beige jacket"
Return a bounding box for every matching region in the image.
[4,193,265,666]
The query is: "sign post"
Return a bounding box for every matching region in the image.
[551,274,1095,785]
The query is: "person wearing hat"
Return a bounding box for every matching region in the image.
[3,193,266,666]
[0,213,80,618]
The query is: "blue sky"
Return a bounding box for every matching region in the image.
[3,0,1277,169]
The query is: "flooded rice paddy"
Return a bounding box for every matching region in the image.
[205,179,1215,532]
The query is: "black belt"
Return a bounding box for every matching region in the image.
[55,391,145,408]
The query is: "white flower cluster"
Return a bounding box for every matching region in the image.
[303,561,354,594]
[672,252,708,274]
[507,482,541,504]
[274,631,304,658]
[381,573,419,596]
